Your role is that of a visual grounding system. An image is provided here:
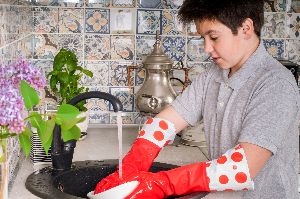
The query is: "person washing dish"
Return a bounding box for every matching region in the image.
[92,0,300,198]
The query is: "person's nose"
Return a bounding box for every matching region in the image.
[204,39,213,54]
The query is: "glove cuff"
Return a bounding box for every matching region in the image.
[206,145,254,192]
[137,117,176,148]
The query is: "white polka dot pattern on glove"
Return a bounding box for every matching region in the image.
[137,118,176,148]
[206,145,254,192]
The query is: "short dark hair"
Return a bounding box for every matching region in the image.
[178,0,264,37]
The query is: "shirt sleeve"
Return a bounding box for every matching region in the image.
[171,67,210,126]
[238,78,300,155]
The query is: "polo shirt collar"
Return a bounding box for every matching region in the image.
[214,42,267,90]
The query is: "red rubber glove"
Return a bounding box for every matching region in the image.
[94,118,176,194]
[124,145,254,199]
[124,162,210,199]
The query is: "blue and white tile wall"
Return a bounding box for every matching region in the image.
[1,0,300,127]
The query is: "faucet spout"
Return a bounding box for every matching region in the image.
[51,91,123,170]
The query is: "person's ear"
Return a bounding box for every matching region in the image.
[240,18,255,39]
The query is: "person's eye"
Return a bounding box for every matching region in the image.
[210,36,218,41]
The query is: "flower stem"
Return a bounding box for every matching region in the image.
[0,140,7,199]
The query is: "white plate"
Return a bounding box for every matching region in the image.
[87,181,139,199]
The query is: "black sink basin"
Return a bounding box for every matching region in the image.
[26,159,207,199]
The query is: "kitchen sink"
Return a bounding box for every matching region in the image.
[25,159,207,199]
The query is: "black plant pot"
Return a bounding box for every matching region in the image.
[51,91,123,170]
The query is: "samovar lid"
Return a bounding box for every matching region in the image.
[142,30,173,70]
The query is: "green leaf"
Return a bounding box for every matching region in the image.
[29,112,43,131]
[40,117,55,146]
[61,116,86,131]
[55,117,63,125]
[75,66,84,71]
[19,127,32,157]
[49,75,58,92]
[53,50,66,71]
[66,60,77,72]
[0,133,16,139]
[42,132,53,155]
[82,69,93,78]
[76,101,87,111]
[57,104,80,120]
[0,141,5,162]
[23,126,33,137]
[20,80,40,110]
[57,72,69,84]
[61,125,81,142]
[65,50,78,63]
[47,70,59,78]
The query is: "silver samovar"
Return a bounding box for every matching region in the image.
[131,32,206,148]
[135,31,177,115]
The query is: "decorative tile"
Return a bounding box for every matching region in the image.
[110,9,135,34]
[111,35,134,60]
[89,113,110,124]
[171,69,185,87]
[19,6,32,36]
[187,37,209,62]
[290,0,300,13]
[137,9,161,34]
[135,63,145,86]
[264,0,287,12]
[85,0,110,7]
[109,61,134,86]
[162,0,183,9]
[162,10,185,35]
[59,8,83,33]
[86,86,110,113]
[33,34,59,59]
[137,0,161,8]
[287,13,300,38]
[33,60,53,82]
[1,44,16,60]
[133,112,147,124]
[162,36,185,61]
[136,35,156,60]
[110,113,134,124]
[285,39,300,64]
[4,6,18,35]
[85,8,110,34]
[112,0,135,7]
[187,62,211,80]
[58,0,84,7]
[58,34,84,60]
[82,61,109,86]
[263,39,285,59]
[18,35,33,58]
[30,0,59,6]
[84,34,110,60]
[30,0,84,7]
[109,87,134,112]
[33,7,58,33]
[262,13,286,38]
[16,0,31,5]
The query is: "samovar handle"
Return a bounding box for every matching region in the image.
[127,65,141,95]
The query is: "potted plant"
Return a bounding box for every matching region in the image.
[0,58,84,197]
[47,48,93,139]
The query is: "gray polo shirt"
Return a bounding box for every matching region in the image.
[171,43,300,199]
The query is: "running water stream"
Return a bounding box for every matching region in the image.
[116,113,123,179]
